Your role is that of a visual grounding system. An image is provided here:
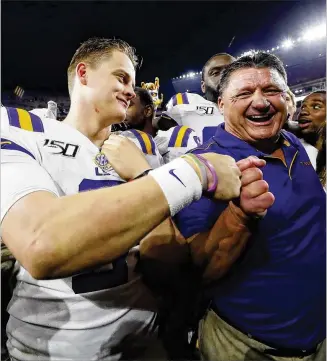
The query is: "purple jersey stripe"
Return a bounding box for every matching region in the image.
[172,94,178,107]
[29,112,44,132]
[181,127,193,147]
[181,93,189,104]
[6,108,20,128]
[149,135,156,155]
[168,126,182,147]
[1,138,36,159]
[129,129,147,154]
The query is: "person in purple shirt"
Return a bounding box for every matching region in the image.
[174,51,326,361]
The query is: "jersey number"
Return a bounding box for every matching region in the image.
[72,179,128,294]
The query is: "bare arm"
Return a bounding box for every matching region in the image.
[2,135,243,281]
[2,177,169,280]
[139,217,188,264]
[189,156,275,281]
[189,201,251,281]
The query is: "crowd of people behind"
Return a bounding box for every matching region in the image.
[1,38,326,361]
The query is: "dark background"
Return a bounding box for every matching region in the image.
[2,0,326,98]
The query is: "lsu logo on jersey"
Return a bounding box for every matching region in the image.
[6,107,44,132]
[94,152,113,174]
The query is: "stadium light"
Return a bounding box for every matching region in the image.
[175,22,326,80]
[235,22,326,58]
[302,24,326,41]
[282,38,294,49]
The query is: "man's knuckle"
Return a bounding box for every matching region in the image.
[261,180,269,192]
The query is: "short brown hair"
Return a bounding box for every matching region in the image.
[218,51,287,96]
[67,37,139,96]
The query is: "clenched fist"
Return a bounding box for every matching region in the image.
[236,156,275,217]
[102,134,151,181]
[197,153,242,201]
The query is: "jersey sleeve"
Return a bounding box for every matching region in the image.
[165,93,192,126]
[167,126,197,149]
[1,107,60,222]
[120,129,164,168]
[165,126,200,162]
[164,107,183,126]
[167,93,190,110]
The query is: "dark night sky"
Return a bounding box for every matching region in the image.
[2,0,326,97]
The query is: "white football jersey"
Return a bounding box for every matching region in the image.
[155,125,199,163]
[1,107,164,360]
[165,92,224,143]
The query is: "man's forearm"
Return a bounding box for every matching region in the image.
[139,218,188,264]
[189,201,251,281]
[3,177,170,279]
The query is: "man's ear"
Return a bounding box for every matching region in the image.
[76,63,87,86]
[218,96,224,115]
[201,80,205,94]
[144,105,154,118]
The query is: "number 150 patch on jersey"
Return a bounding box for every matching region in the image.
[196,106,214,115]
[43,139,80,158]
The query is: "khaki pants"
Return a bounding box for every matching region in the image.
[199,309,326,361]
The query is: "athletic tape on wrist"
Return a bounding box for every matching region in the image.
[149,158,203,216]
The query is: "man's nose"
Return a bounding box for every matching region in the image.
[251,92,270,111]
[299,106,310,118]
[125,85,136,100]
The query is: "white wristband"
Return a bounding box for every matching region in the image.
[149,158,202,216]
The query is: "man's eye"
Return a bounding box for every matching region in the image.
[237,92,251,98]
[313,104,321,110]
[264,89,280,95]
